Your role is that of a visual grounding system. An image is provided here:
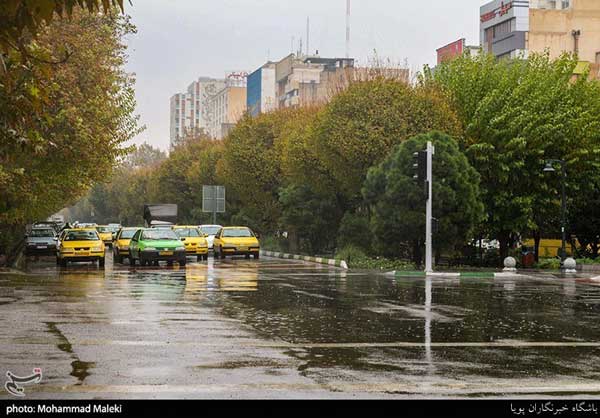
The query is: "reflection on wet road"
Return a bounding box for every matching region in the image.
[2,252,600,398]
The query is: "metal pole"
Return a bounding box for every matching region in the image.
[425,142,434,273]
[561,162,567,262]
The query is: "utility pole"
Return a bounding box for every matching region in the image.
[425,141,434,273]
[413,142,434,273]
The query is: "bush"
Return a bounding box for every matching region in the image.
[336,212,372,253]
[335,245,368,264]
[260,235,289,253]
[535,258,561,270]
[577,258,600,265]
[335,245,416,271]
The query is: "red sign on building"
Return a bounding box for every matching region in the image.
[480,1,514,23]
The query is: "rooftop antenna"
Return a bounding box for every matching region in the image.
[306,17,310,56]
[346,0,351,58]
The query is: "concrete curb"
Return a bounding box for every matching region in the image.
[261,250,348,269]
[387,271,533,279]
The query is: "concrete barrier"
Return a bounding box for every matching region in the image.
[388,270,530,279]
[261,250,348,269]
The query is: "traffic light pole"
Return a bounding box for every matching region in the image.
[425,142,434,274]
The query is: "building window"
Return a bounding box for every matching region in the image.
[493,19,514,39]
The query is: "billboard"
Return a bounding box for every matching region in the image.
[436,39,466,65]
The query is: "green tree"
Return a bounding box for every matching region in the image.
[0,10,140,250]
[0,0,125,53]
[217,111,294,234]
[311,78,462,203]
[363,131,484,265]
[422,52,600,259]
[278,184,341,255]
[124,142,166,168]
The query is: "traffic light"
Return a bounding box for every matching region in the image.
[412,150,427,184]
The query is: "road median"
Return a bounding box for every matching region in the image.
[261,250,348,269]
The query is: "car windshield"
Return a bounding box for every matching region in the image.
[65,230,99,241]
[119,229,137,239]
[142,230,178,240]
[222,228,253,238]
[200,226,221,235]
[97,227,110,233]
[174,228,200,238]
[30,229,54,237]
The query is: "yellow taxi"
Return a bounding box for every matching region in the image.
[213,226,260,260]
[112,227,139,264]
[57,228,105,268]
[172,226,209,261]
[96,226,114,247]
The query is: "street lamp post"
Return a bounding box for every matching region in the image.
[543,160,567,263]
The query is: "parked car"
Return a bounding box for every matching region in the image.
[112,227,138,264]
[128,228,186,267]
[172,226,209,262]
[199,225,222,250]
[25,228,57,256]
[213,227,260,260]
[56,229,105,268]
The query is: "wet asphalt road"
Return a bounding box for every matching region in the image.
[2,252,600,399]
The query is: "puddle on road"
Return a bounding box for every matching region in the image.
[45,322,95,384]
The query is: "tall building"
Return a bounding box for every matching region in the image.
[169,77,226,149]
[247,63,277,117]
[480,0,600,63]
[207,73,248,140]
[275,54,355,109]
[247,53,356,117]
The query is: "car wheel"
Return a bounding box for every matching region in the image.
[219,248,225,259]
[180,259,186,267]
[254,253,260,259]
[197,255,202,262]
[114,254,122,264]
[56,257,60,266]
[203,254,208,261]
[245,254,250,259]
[60,259,67,267]
[129,251,136,266]
[99,258,105,268]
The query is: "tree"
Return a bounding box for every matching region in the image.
[0,10,140,251]
[0,0,125,53]
[217,111,292,234]
[311,78,462,203]
[422,52,600,259]
[124,142,166,168]
[278,184,341,255]
[363,131,484,265]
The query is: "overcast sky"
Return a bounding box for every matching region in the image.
[125,0,486,151]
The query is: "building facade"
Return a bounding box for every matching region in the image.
[480,0,600,65]
[275,54,355,109]
[207,75,248,140]
[169,77,226,149]
[247,63,277,117]
[436,38,480,64]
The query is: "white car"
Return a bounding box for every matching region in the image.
[199,225,222,250]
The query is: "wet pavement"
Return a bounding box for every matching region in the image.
[2,252,600,399]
